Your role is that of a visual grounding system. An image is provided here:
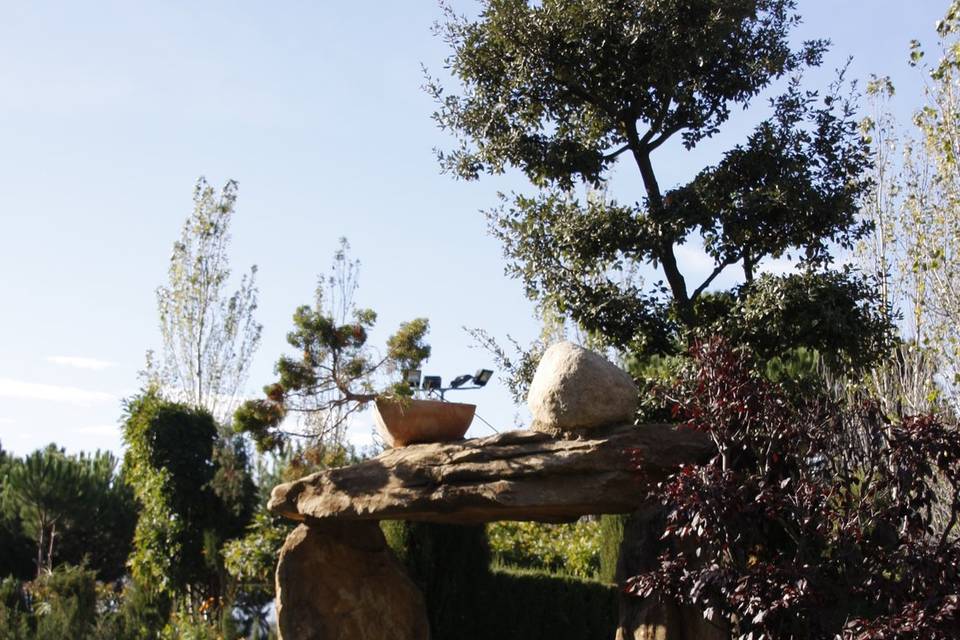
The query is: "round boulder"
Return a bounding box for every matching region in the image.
[527,341,638,433]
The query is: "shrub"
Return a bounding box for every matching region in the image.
[0,577,30,639]
[597,514,626,584]
[485,566,616,640]
[487,520,602,579]
[629,338,960,639]
[31,564,98,639]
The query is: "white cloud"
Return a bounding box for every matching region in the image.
[47,356,117,371]
[0,418,14,425]
[0,378,115,406]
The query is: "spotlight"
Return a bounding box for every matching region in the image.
[472,369,493,387]
[404,369,422,388]
[422,376,442,391]
[450,374,473,389]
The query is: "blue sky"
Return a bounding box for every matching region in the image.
[0,1,949,456]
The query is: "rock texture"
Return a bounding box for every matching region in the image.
[269,423,712,525]
[527,341,638,433]
[276,521,430,640]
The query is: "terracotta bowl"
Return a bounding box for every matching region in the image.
[373,398,476,447]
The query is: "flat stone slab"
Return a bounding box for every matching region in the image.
[268,423,712,525]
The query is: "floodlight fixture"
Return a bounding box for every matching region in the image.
[422,376,442,391]
[450,374,473,389]
[404,369,422,389]
[472,369,494,387]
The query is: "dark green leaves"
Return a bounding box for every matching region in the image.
[431,0,822,187]
[434,0,887,374]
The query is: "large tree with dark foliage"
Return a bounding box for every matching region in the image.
[429,0,892,369]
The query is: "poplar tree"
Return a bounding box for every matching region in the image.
[149,178,262,421]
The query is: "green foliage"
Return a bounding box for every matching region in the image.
[0,450,34,581]
[383,521,617,639]
[431,0,824,186]
[4,446,133,580]
[56,451,137,582]
[382,521,491,637]
[222,511,290,597]
[861,7,960,410]
[706,269,894,373]
[148,176,262,422]
[487,520,602,579]
[431,0,891,374]
[6,446,84,575]
[31,564,98,640]
[0,577,30,639]
[485,566,617,640]
[109,582,171,640]
[235,240,431,451]
[159,607,230,640]
[0,565,100,640]
[122,390,254,601]
[386,318,432,373]
[597,514,626,584]
[0,447,137,632]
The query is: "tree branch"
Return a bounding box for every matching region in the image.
[692,255,739,301]
[648,124,684,151]
[603,144,632,160]
[622,118,692,326]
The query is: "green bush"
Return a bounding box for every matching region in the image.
[487,520,602,579]
[383,521,489,636]
[0,577,31,639]
[0,565,101,640]
[32,565,98,640]
[485,566,616,640]
[597,514,626,584]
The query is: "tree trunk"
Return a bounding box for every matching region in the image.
[47,521,56,573]
[36,523,45,577]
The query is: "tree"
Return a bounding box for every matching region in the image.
[1,446,137,583]
[55,451,137,583]
[148,177,262,421]
[857,5,960,412]
[122,390,255,613]
[0,444,34,581]
[6,447,84,576]
[429,0,892,369]
[234,240,431,451]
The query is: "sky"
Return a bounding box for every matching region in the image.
[0,1,951,457]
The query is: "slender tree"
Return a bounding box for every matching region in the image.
[148,177,262,421]
[857,4,960,411]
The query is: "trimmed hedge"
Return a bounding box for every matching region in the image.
[597,514,627,583]
[381,521,617,640]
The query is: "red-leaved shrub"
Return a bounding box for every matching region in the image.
[629,338,960,639]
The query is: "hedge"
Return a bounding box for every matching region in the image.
[381,521,617,640]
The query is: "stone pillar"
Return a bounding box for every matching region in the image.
[615,506,727,640]
[276,521,430,640]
